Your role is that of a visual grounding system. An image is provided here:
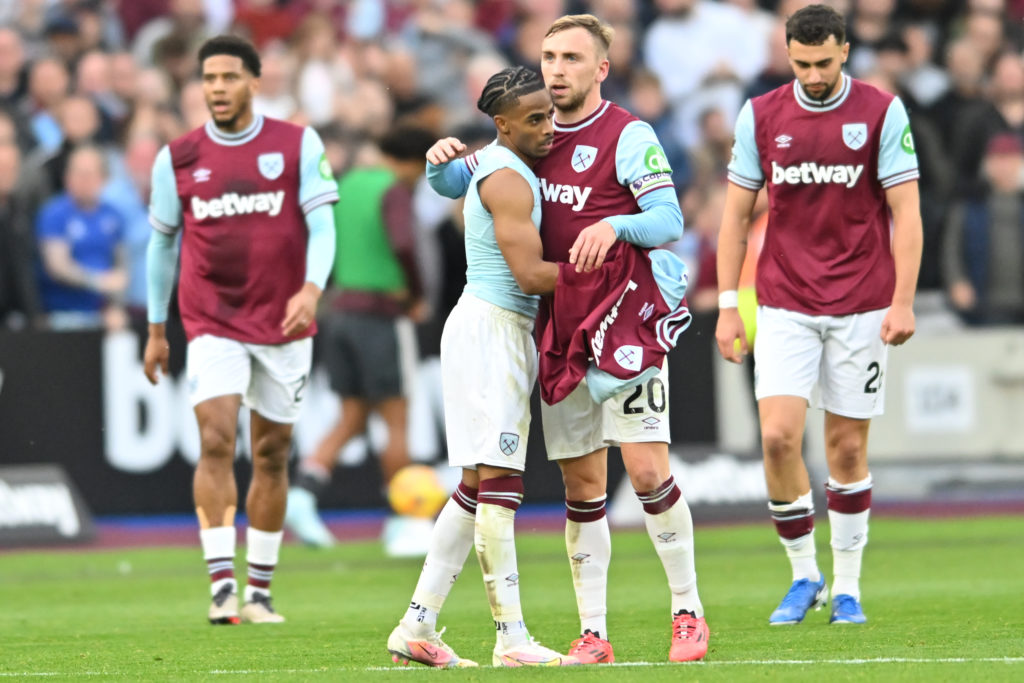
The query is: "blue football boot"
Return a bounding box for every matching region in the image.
[769,576,828,625]
[829,594,867,624]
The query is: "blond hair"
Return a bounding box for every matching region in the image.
[545,14,614,57]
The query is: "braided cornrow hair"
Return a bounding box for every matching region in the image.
[476,66,545,117]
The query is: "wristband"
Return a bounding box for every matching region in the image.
[718,290,739,309]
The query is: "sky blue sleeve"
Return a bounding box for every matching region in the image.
[304,203,335,289]
[426,156,473,199]
[604,187,683,246]
[878,97,920,188]
[726,101,763,191]
[148,145,181,234]
[299,127,340,213]
[605,121,681,245]
[146,230,179,324]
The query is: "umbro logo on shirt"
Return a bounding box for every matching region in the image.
[775,135,792,148]
[193,168,212,182]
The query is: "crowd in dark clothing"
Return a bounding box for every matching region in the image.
[0,0,1022,332]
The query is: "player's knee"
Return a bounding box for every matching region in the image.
[561,466,605,501]
[251,433,291,469]
[199,424,235,459]
[628,466,663,493]
[827,435,866,472]
[761,425,800,461]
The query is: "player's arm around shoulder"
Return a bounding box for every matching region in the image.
[481,168,557,295]
[425,137,473,199]
[714,182,759,363]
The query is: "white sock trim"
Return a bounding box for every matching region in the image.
[827,474,872,493]
[246,527,284,565]
[200,526,236,560]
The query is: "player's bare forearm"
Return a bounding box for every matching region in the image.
[886,181,923,309]
[281,282,322,337]
[883,182,922,345]
[143,323,170,385]
[716,183,757,292]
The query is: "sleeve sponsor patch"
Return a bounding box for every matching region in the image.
[630,172,673,197]
[318,153,333,180]
[900,124,915,155]
[643,145,672,174]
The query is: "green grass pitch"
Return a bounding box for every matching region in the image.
[1,515,1022,681]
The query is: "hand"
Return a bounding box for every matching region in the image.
[102,305,128,332]
[569,221,616,273]
[406,297,431,324]
[880,303,915,346]
[948,281,976,310]
[94,269,128,296]
[281,282,321,337]
[426,137,466,165]
[715,307,749,363]
[143,324,170,385]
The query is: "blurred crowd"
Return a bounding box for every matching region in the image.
[0,0,1022,337]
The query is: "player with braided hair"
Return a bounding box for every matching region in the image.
[422,13,709,664]
[386,66,579,668]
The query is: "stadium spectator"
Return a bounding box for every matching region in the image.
[626,67,692,190]
[34,94,107,194]
[942,133,1024,325]
[131,0,216,68]
[23,56,70,154]
[289,13,350,127]
[0,141,43,329]
[845,0,899,77]
[250,45,297,121]
[75,49,130,136]
[745,19,797,100]
[285,125,434,553]
[42,14,83,68]
[952,52,1024,200]
[715,4,923,626]
[423,13,709,665]
[0,25,28,110]
[35,144,127,331]
[142,34,338,625]
[642,0,767,149]
[926,38,986,145]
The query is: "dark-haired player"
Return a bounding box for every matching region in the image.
[143,35,338,625]
[387,66,579,668]
[715,4,922,626]
[424,14,708,664]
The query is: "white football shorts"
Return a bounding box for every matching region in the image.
[542,360,671,461]
[441,293,536,471]
[753,305,889,418]
[186,334,313,424]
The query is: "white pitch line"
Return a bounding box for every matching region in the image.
[3,658,1022,677]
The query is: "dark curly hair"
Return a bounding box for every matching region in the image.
[198,34,261,77]
[786,4,846,47]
